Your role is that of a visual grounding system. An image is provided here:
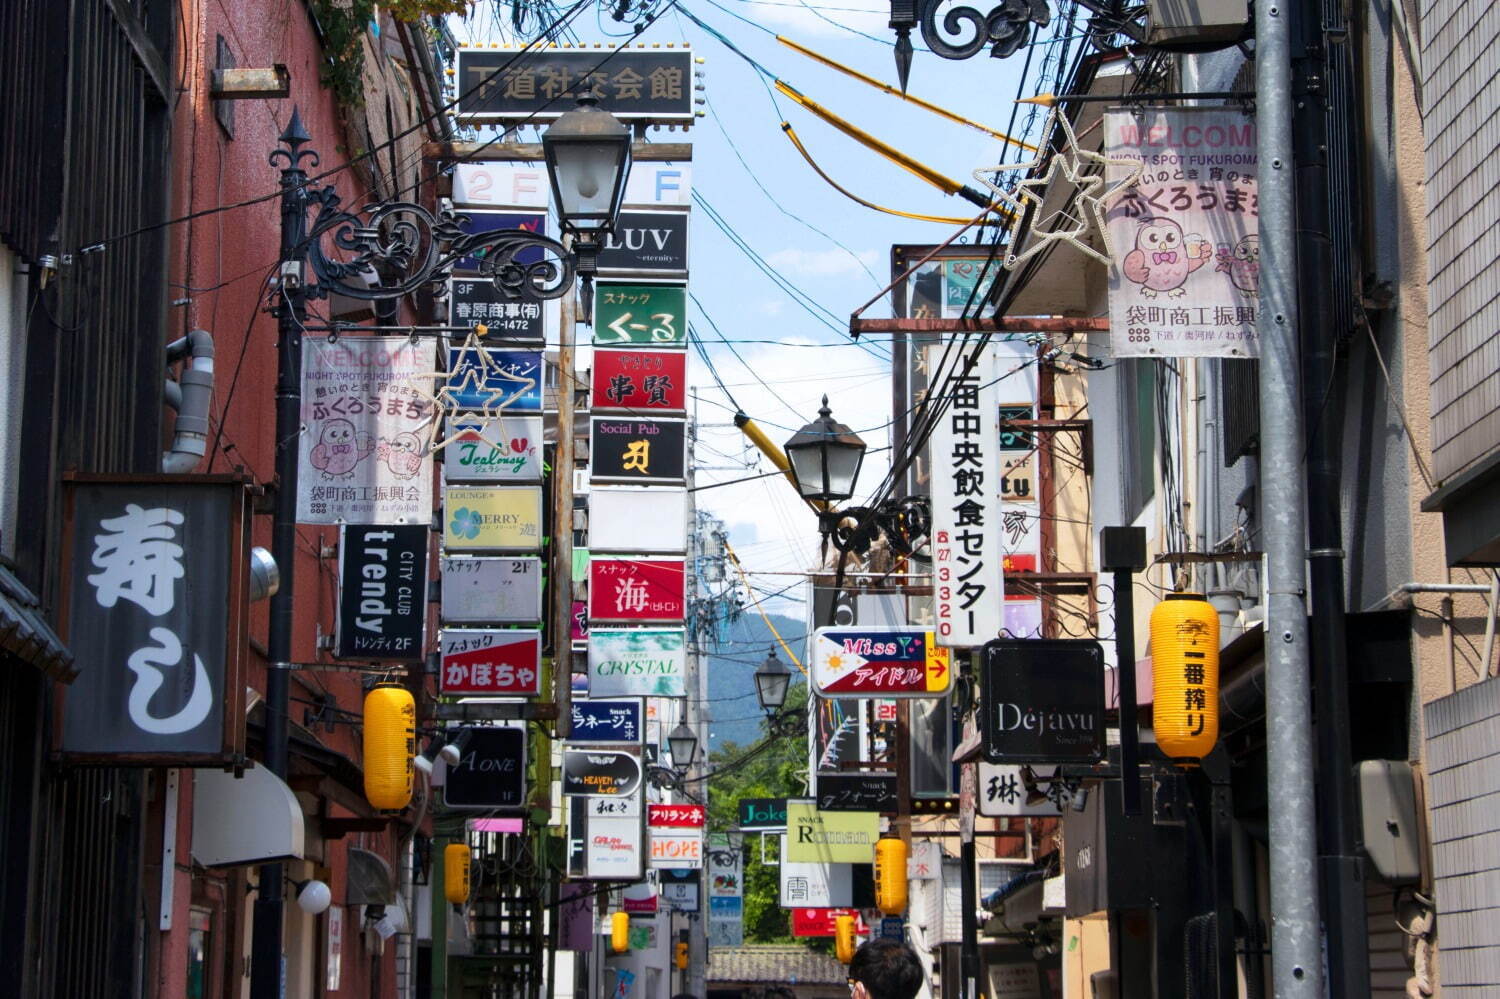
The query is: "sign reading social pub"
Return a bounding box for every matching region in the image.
[335,524,428,661]
[590,417,687,483]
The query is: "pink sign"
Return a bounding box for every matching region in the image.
[587,558,686,623]
[790,908,866,938]
[571,600,589,643]
[471,818,525,834]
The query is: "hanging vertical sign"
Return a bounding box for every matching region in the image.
[335,524,429,661]
[1105,108,1260,358]
[708,833,745,947]
[298,337,434,525]
[926,343,1003,647]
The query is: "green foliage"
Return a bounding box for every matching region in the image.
[307,0,467,110]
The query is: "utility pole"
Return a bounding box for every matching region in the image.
[250,108,312,999]
[1254,2,1327,995]
[685,428,708,999]
[552,262,577,740]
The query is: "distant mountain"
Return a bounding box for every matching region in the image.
[704,610,806,750]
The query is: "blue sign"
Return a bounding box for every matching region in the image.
[710,897,743,917]
[445,347,544,413]
[570,699,644,743]
[453,211,546,273]
[880,916,905,941]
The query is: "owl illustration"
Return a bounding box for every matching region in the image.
[1216,234,1261,296]
[1121,217,1211,298]
[309,419,373,478]
[378,432,425,479]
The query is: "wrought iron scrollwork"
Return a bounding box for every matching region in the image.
[919,0,1051,61]
[821,496,931,557]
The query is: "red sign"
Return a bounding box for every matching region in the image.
[571,600,589,644]
[588,558,686,623]
[592,348,688,412]
[648,803,706,828]
[791,908,866,938]
[623,894,659,914]
[440,630,542,695]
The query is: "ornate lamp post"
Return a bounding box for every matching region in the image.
[754,648,806,737]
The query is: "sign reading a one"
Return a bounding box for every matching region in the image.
[815,773,899,813]
[737,798,788,830]
[587,559,686,623]
[592,349,688,412]
[439,630,542,696]
[443,347,543,413]
[587,629,687,697]
[445,416,543,482]
[590,417,687,483]
[563,749,644,798]
[570,699,645,743]
[592,283,688,346]
[648,804,707,828]
[811,627,952,698]
[335,524,428,661]
[439,556,543,624]
[981,639,1106,764]
[784,801,879,864]
[597,211,690,277]
[62,478,249,762]
[443,486,542,552]
[443,725,527,809]
[456,48,696,123]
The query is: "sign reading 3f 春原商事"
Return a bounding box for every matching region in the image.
[334,524,428,661]
[927,343,1004,646]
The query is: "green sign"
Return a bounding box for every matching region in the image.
[593,283,687,346]
[737,798,788,830]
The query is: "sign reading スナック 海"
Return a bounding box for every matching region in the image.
[62,478,249,762]
[810,627,952,698]
[444,416,543,482]
[980,639,1106,764]
[587,629,687,698]
[570,699,645,744]
[439,630,542,696]
[597,212,690,277]
[334,524,428,661]
[591,349,688,412]
[589,417,687,483]
[587,558,686,623]
[562,749,643,798]
[592,283,688,347]
[443,725,527,810]
[439,556,543,624]
[456,48,696,123]
[1105,107,1260,358]
[648,804,706,828]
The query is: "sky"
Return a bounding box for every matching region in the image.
[450,0,1060,616]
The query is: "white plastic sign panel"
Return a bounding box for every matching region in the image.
[587,791,642,818]
[977,763,1062,817]
[452,163,550,208]
[586,816,644,879]
[588,487,688,553]
[440,557,544,624]
[777,840,852,907]
[649,830,704,870]
[623,163,692,206]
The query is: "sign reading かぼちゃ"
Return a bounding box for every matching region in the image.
[335,524,428,661]
[587,629,686,697]
[592,349,687,412]
[784,801,879,864]
[439,630,541,696]
[444,416,542,482]
[562,749,643,798]
[587,559,686,623]
[443,486,542,552]
[811,627,952,698]
[298,336,433,525]
[592,283,687,346]
[443,725,527,810]
[439,557,542,624]
[589,418,687,483]
[980,639,1106,764]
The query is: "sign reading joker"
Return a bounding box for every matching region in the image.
[587,558,686,623]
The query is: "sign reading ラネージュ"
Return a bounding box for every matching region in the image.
[981,639,1106,764]
[1105,108,1260,358]
[587,629,687,697]
[811,627,952,698]
[443,726,526,810]
[570,699,644,743]
[335,524,428,661]
[298,337,433,525]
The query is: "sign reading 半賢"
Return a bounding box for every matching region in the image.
[927,343,1004,646]
[592,349,688,412]
[811,627,952,698]
[1105,108,1260,358]
[62,478,249,761]
[456,48,696,123]
[335,524,428,661]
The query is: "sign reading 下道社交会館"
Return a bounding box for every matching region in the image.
[334,524,428,661]
[587,629,687,697]
[456,48,696,123]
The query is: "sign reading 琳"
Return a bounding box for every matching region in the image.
[439,556,543,624]
[784,801,879,863]
[592,283,688,346]
[443,726,527,809]
[439,630,542,696]
[977,762,1062,817]
[335,524,428,661]
[981,639,1106,764]
[811,627,952,698]
[456,48,696,123]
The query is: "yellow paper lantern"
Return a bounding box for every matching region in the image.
[611,911,630,954]
[444,843,471,904]
[1150,592,1221,760]
[874,837,908,916]
[674,939,689,969]
[363,685,415,810]
[835,914,857,964]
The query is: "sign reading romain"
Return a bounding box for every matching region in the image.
[784,800,879,863]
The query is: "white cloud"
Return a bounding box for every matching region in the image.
[765,246,880,280]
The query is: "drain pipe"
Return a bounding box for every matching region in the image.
[163,329,214,473]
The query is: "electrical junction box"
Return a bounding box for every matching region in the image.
[1358,759,1422,884]
[1146,0,1250,47]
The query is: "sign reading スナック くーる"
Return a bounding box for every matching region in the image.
[592,349,687,412]
[589,417,687,483]
[563,749,643,798]
[784,801,879,864]
[456,48,696,123]
[298,336,433,525]
[439,630,542,696]
[439,556,543,624]
[592,283,687,347]
[587,629,687,698]
[570,699,644,744]
[62,479,248,761]
[1105,108,1260,358]
[811,627,952,698]
[443,725,526,810]
[444,416,542,482]
[587,559,686,623]
[648,804,706,828]
[443,486,542,552]
[597,212,689,277]
[981,639,1106,764]
[334,524,428,661]
[926,342,1003,646]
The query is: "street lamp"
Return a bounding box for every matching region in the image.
[754,648,791,714]
[783,396,868,504]
[667,721,699,769]
[543,95,633,321]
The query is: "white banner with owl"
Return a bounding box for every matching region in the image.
[1104,108,1260,358]
[297,336,435,524]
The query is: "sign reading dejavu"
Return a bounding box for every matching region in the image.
[335,524,429,661]
[443,726,527,810]
[981,639,1106,764]
[589,417,687,483]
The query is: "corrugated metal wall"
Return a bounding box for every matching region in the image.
[1422,0,1500,483]
[1424,674,1500,994]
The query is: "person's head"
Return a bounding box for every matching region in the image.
[847,938,923,999]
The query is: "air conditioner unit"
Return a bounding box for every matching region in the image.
[1146,0,1249,47]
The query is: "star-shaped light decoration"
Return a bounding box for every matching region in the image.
[973,109,1145,271]
[405,326,540,455]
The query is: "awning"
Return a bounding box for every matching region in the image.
[191,765,306,867]
[0,564,75,681]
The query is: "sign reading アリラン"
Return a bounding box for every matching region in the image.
[784,801,879,864]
